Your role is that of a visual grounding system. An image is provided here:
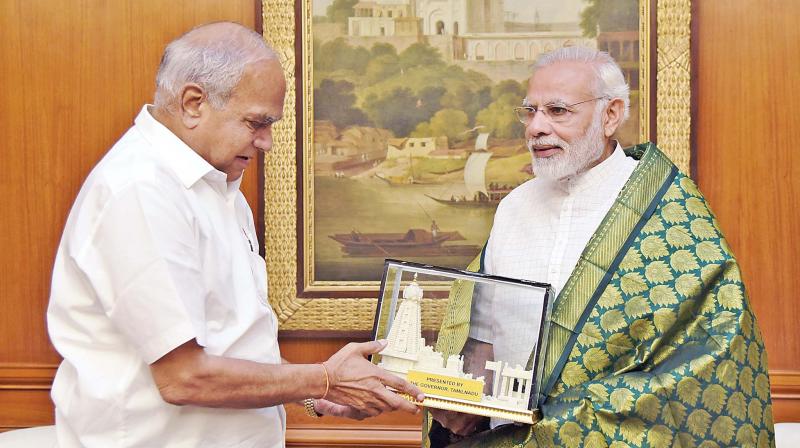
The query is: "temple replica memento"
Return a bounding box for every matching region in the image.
[378,273,538,424]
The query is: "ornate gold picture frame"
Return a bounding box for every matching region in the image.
[262,0,691,332]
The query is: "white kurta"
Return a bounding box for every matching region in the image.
[47,106,285,447]
[470,145,638,370]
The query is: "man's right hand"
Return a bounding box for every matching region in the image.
[429,408,487,436]
[322,340,424,417]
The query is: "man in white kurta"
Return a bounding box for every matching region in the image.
[470,143,638,374]
[48,105,285,447]
[431,46,638,438]
[47,22,423,448]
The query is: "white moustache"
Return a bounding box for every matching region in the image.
[527,137,567,152]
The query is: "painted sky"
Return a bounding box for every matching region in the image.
[313,0,586,24]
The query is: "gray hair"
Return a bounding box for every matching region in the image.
[533,46,630,122]
[154,22,277,110]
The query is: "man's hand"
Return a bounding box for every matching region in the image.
[322,340,424,417]
[429,408,486,436]
[312,399,371,420]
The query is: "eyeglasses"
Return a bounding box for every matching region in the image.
[513,96,609,124]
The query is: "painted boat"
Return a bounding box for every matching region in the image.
[328,229,479,257]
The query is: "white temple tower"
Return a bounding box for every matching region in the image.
[378,276,426,377]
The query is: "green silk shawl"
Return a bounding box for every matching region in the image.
[423,143,775,448]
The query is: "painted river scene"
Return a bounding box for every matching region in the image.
[310,0,640,281]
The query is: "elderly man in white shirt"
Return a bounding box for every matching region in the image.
[47,22,422,448]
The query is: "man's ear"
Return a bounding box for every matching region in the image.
[178,83,206,129]
[602,98,625,138]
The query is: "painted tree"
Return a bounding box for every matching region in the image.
[370,42,397,59]
[365,54,401,84]
[475,93,525,139]
[580,0,639,37]
[412,109,469,141]
[491,79,527,102]
[399,43,445,70]
[314,79,368,129]
[326,0,358,24]
[363,87,424,137]
[316,38,370,74]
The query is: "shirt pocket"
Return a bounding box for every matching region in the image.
[247,251,269,306]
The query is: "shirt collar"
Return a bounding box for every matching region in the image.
[559,141,627,193]
[225,175,244,201]
[134,105,221,189]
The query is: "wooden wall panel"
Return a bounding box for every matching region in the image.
[694,0,800,420]
[0,0,260,431]
[0,0,260,365]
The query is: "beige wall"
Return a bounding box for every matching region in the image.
[1,0,798,443]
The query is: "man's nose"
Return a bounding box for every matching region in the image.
[525,109,552,138]
[253,129,273,153]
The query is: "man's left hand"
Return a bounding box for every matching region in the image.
[312,398,371,420]
[429,408,486,436]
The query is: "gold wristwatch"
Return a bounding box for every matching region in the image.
[303,398,320,418]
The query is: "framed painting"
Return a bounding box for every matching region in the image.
[262,0,692,332]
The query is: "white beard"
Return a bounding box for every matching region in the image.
[528,116,606,181]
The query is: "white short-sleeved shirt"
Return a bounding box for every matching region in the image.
[47,106,285,448]
[470,145,638,369]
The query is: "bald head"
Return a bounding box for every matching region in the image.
[154,22,277,111]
